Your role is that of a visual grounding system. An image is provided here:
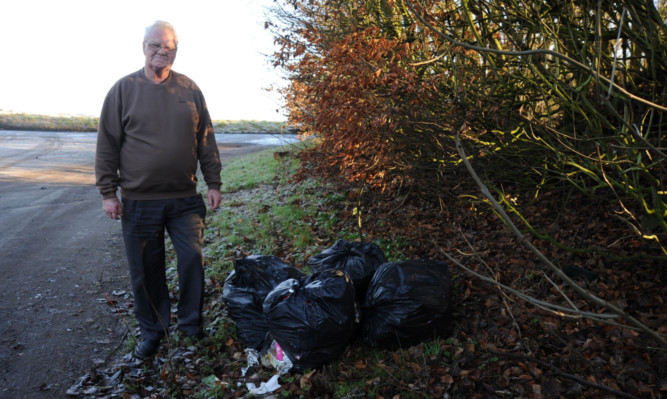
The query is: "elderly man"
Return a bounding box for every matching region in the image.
[95,20,222,359]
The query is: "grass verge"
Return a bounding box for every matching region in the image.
[117,140,439,398]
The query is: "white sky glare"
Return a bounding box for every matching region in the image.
[0,0,286,121]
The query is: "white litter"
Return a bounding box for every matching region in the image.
[246,374,281,394]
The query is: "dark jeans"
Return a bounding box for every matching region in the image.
[121,195,207,340]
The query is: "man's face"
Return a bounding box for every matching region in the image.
[143,27,177,71]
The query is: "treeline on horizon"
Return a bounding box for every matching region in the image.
[0,112,290,134]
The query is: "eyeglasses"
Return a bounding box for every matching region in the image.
[145,42,178,54]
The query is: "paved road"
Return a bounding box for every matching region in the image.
[0,131,295,398]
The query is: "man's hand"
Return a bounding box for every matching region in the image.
[207,189,222,210]
[103,197,122,220]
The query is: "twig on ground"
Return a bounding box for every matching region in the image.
[99,272,134,339]
[491,351,641,399]
[451,129,667,349]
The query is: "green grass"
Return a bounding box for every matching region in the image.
[0,112,99,132]
[202,141,328,264]
[218,145,295,192]
[202,141,411,270]
[213,120,291,134]
[0,111,289,133]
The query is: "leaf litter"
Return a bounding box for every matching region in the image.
[67,165,665,398]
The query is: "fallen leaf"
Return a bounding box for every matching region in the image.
[300,370,315,387]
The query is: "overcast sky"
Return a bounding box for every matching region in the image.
[0,0,286,121]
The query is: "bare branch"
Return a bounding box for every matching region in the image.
[451,129,667,349]
[403,0,667,113]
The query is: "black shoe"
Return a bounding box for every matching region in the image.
[133,337,161,359]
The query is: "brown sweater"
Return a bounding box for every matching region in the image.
[95,69,221,200]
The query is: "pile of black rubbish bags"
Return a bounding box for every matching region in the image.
[223,239,453,372]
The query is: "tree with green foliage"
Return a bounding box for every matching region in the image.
[270,0,666,255]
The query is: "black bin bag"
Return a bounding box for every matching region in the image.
[263,269,360,371]
[223,255,304,350]
[307,239,387,302]
[362,260,453,349]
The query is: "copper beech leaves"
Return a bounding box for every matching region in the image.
[280,24,445,192]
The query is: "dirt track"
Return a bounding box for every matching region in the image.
[0,131,284,398]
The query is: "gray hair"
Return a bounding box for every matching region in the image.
[144,20,178,45]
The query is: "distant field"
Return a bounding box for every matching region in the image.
[0,112,291,134]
